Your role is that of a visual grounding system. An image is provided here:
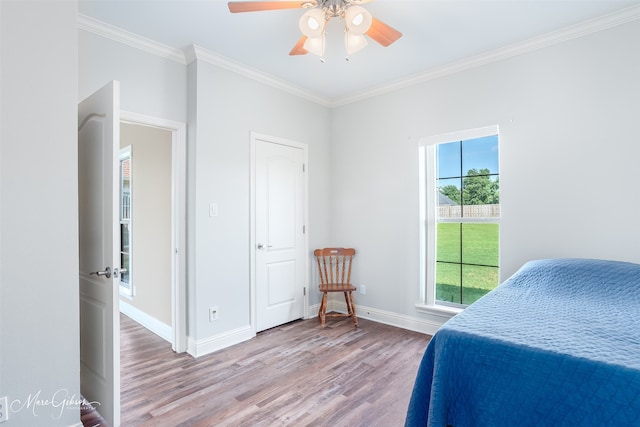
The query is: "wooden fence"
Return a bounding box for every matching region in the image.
[438,204,500,218]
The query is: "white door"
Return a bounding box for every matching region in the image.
[255,138,306,332]
[78,81,121,426]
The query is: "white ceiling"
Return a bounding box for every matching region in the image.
[79,0,640,102]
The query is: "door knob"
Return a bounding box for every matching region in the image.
[113,267,127,278]
[257,243,273,250]
[90,266,111,279]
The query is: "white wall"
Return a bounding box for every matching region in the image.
[0,1,80,425]
[79,31,187,123]
[79,12,640,348]
[187,57,333,347]
[120,123,172,326]
[330,19,640,326]
[79,32,334,352]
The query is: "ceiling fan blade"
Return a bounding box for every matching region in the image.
[228,1,313,13]
[289,36,309,55]
[366,17,402,47]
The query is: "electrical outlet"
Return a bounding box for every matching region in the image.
[209,306,219,322]
[359,284,366,295]
[0,396,8,423]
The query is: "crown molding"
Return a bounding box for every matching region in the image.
[77,14,187,65]
[185,44,332,107]
[78,13,331,106]
[78,5,640,108]
[332,4,640,107]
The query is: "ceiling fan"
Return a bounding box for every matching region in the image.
[228,0,402,60]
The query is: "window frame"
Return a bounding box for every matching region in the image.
[418,125,500,314]
[119,146,133,298]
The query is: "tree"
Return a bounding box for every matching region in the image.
[462,168,499,205]
[438,168,499,205]
[440,184,462,205]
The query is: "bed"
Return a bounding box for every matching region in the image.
[405,258,640,427]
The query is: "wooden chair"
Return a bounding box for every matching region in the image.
[314,248,358,328]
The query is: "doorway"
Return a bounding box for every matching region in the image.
[250,132,309,333]
[120,111,187,352]
[79,82,187,426]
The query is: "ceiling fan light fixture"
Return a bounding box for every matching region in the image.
[299,8,325,38]
[229,1,403,59]
[345,31,368,57]
[344,5,372,35]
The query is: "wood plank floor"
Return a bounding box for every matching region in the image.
[87,314,431,426]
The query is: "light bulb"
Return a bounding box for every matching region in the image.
[345,31,368,56]
[299,9,326,38]
[344,6,372,35]
[303,33,325,58]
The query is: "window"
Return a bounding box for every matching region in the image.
[120,146,133,297]
[420,126,500,310]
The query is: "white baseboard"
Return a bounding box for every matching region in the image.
[187,325,254,358]
[307,303,320,319]
[184,299,443,359]
[120,300,173,343]
[329,300,444,336]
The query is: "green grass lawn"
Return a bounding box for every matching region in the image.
[436,223,499,305]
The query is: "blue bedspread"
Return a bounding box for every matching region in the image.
[405,258,640,427]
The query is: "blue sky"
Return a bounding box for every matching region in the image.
[437,135,499,180]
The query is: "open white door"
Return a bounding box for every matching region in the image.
[78,81,121,426]
[254,136,307,332]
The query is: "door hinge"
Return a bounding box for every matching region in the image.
[302,163,305,172]
[304,287,306,296]
[303,225,306,234]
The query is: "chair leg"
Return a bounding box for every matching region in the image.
[349,291,358,328]
[343,292,353,316]
[319,292,327,328]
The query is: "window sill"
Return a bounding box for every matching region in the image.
[415,303,463,319]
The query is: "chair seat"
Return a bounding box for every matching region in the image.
[319,283,357,292]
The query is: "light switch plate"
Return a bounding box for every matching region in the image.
[209,306,219,321]
[209,203,218,217]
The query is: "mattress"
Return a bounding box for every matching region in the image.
[405,258,640,426]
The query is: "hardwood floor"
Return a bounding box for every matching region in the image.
[81,398,109,427]
[86,314,431,426]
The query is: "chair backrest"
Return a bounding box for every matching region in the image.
[314,248,356,287]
